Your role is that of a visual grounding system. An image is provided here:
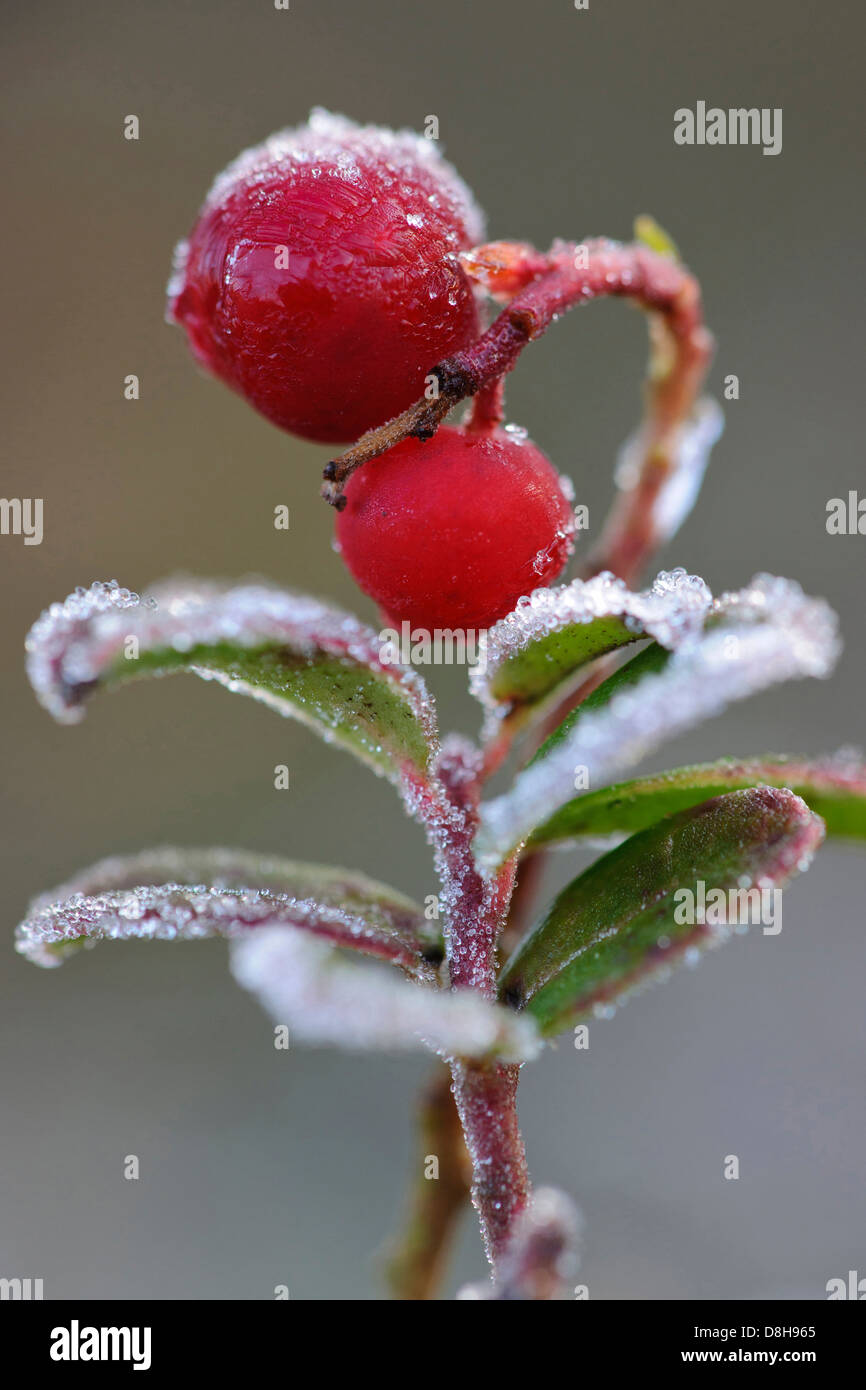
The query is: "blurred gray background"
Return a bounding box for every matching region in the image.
[2,0,864,1300]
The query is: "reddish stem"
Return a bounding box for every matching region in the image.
[431,744,530,1272]
[378,236,714,1284]
[450,1059,530,1268]
[466,376,505,433]
[434,744,514,995]
[322,238,713,527]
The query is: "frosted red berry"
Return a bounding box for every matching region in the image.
[168,109,484,444]
[335,425,576,631]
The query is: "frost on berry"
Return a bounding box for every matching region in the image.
[25,578,440,798]
[190,109,484,251]
[18,846,437,972]
[168,108,485,443]
[476,575,841,866]
[230,926,541,1061]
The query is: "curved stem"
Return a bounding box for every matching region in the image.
[322,238,712,511]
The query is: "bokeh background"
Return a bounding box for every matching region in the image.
[2,0,864,1300]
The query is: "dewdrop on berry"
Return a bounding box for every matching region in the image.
[168,109,485,444]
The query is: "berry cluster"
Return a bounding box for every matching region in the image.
[170,110,708,630]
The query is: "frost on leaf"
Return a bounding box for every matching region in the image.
[476,575,840,867]
[17,847,439,974]
[498,787,825,1037]
[470,567,712,738]
[231,926,541,1062]
[25,578,439,796]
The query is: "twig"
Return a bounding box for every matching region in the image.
[385,1065,472,1300]
[322,238,712,510]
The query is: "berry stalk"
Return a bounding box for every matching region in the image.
[322,238,713,539]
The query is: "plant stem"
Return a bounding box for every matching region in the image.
[450,1058,530,1269]
[431,741,530,1274]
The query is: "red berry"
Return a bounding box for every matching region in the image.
[168,109,484,443]
[335,425,576,631]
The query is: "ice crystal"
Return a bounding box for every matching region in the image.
[470,567,713,723]
[231,926,541,1062]
[168,106,486,320]
[193,106,483,249]
[16,882,431,976]
[476,575,840,865]
[25,580,141,721]
[22,846,431,959]
[21,839,436,973]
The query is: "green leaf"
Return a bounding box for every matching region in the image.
[469,570,712,735]
[484,614,644,707]
[19,849,540,1061]
[498,788,824,1037]
[26,578,438,792]
[527,641,672,765]
[475,576,839,869]
[528,754,866,848]
[18,846,441,972]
